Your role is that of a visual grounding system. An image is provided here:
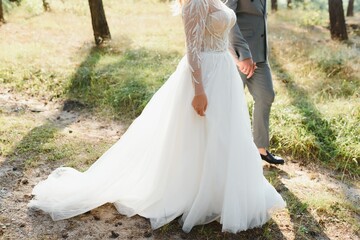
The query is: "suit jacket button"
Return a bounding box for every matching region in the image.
[261,34,265,37]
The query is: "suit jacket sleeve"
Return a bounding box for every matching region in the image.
[227,0,252,61]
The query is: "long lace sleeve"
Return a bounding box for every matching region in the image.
[182,0,209,96]
[228,42,239,64]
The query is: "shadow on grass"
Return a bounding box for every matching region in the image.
[0,101,89,187]
[0,33,180,183]
[0,39,181,238]
[269,22,359,98]
[0,97,93,239]
[1,37,181,174]
[266,166,330,240]
[2,37,330,239]
[66,38,181,121]
[153,218,287,240]
[270,51,346,166]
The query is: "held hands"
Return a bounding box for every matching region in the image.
[192,93,208,116]
[236,58,257,79]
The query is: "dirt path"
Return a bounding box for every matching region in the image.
[0,90,359,240]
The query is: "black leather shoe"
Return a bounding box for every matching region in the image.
[260,150,285,165]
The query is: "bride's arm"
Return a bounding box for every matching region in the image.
[182,0,209,116]
[182,0,209,96]
[228,44,240,65]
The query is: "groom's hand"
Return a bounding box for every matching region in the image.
[236,58,257,79]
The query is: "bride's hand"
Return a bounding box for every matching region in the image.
[192,93,208,116]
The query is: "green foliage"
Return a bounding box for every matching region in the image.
[21,0,44,15]
[3,121,61,166]
[1,1,359,237]
[310,48,355,80]
[270,99,360,177]
[67,47,180,120]
[268,11,360,178]
[2,0,18,13]
[297,0,328,10]
[2,0,44,15]
[0,113,113,169]
[298,10,328,27]
[0,67,65,99]
[0,0,358,179]
[110,78,154,118]
[289,201,309,216]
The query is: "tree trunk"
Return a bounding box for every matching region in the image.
[346,0,354,16]
[88,0,111,45]
[328,0,348,41]
[271,0,278,11]
[287,0,292,9]
[0,0,5,24]
[8,0,20,5]
[43,0,51,12]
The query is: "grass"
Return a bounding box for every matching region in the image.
[66,46,181,120]
[0,1,359,238]
[0,0,183,121]
[1,1,358,177]
[266,167,360,239]
[265,9,360,178]
[0,111,113,170]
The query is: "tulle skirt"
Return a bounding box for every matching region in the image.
[28,51,286,233]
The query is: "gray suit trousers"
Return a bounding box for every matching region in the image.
[239,62,275,148]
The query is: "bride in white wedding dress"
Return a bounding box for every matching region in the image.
[29,0,285,233]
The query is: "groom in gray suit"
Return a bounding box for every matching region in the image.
[227,0,284,164]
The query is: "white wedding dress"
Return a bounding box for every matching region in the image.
[29,0,285,233]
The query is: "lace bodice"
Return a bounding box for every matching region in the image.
[182,0,236,92]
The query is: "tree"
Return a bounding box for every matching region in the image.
[8,0,21,6]
[42,0,50,12]
[287,0,292,9]
[271,0,278,11]
[0,0,4,24]
[328,0,348,41]
[88,0,111,46]
[347,0,354,16]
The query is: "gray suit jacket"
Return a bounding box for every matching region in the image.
[226,0,268,63]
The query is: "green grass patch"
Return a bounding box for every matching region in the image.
[66,47,181,120]
[1,1,359,238]
[0,67,66,100]
[266,167,360,239]
[0,0,358,179]
[0,112,114,169]
[267,11,360,178]
[0,114,36,157]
